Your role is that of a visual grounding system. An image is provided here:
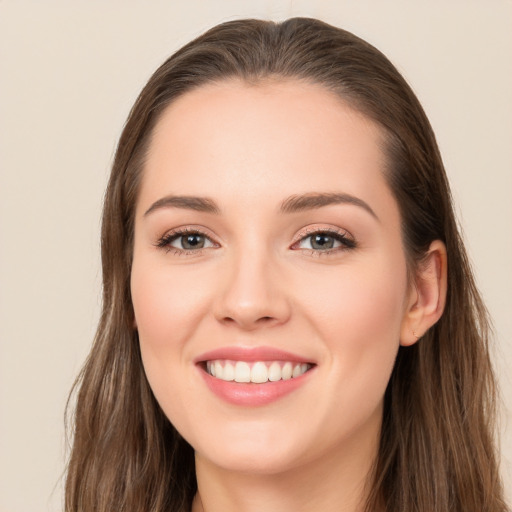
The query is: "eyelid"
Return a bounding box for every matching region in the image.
[155,225,220,252]
[290,225,356,252]
[292,225,355,244]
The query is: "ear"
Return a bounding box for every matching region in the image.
[400,240,447,346]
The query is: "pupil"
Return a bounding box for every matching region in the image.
[312,234,333,250]
[182,234,204,250]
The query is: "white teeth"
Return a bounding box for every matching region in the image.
[251,362,268,383]
[223,361,235,381]
[214,361,223,380]
[234,361,251,383]
[281,362,293,380]
[268,361,282,382]
[206,359,311,383]
[292,364,302,378]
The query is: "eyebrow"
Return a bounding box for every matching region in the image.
[144,195,220,216]
[280,192,378,220]
[143,192,378,220]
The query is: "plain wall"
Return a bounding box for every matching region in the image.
[0,1,510,510]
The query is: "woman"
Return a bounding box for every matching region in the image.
[65,17,508,512]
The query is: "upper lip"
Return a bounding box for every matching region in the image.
[194,346,315,364]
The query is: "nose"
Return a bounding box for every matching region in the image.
[213,250,292,331]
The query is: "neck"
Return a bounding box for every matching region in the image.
[191,421,380,512]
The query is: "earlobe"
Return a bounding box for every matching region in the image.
[400,240,448,346]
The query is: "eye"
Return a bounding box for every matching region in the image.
[156,229,216,252]
[292,229,356,252]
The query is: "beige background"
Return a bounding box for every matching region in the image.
[0,1,510,510]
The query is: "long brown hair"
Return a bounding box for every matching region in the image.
[65,18,508,512]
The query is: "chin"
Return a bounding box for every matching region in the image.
[196,442,306,476]
[187,397,384,479]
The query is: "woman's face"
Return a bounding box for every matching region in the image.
[131,80,414,475]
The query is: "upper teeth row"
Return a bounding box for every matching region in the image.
[206,360,311,383]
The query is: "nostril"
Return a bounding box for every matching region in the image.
[223,316,274,322]
[221,315,276,328]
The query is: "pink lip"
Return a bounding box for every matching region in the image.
[194,346,315,407]
[198,367,314,407]
[194,346,314,364]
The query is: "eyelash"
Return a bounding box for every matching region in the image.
[155,227,357,256]
[155,228,217,256]
[291,227,356,256]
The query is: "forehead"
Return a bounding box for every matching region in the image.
[139,79,394,217]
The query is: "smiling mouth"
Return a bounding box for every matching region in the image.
[204,360,313,384]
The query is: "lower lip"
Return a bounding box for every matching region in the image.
[198,366,313,406]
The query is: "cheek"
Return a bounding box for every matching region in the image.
[299,253,408,408]
[131,258,212,353]
[303,259,407,342]
[338,273,404,388]
[130,257,213,431]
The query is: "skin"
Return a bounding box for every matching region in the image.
[130,80,447,512]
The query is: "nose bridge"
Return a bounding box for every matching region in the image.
[215,239,290,329]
